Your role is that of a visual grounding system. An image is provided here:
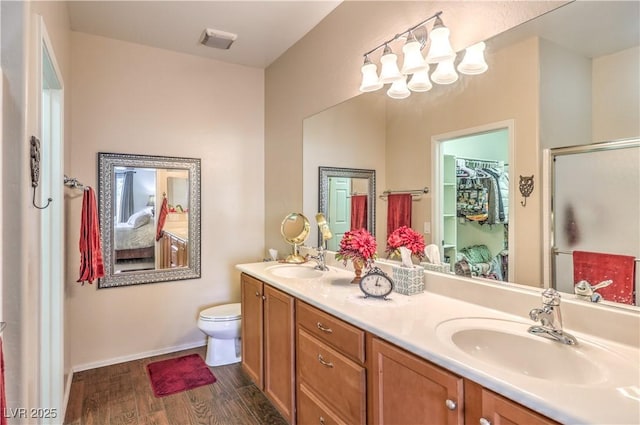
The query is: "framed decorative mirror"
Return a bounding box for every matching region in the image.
[98,152,201,288]
[318,166,376,250]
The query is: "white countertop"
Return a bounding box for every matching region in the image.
[236,260,640,425]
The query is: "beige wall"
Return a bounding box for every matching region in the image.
[66,32,264,369]
[302,92,387,248]
[592,46,640,141]
[265,1,565,268]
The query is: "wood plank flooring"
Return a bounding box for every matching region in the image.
[64,346,288,425]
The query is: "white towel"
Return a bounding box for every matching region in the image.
[424,244,441,265]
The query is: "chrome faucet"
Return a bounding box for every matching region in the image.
[528,288,577,345]
[574,279,613,303]
[307,246,329,271]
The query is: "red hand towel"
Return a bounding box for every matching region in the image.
[387,193,412,236]
[77,187,104,284]
[351,195,368,231]
[156,197,169,241]
[573,251,636,305]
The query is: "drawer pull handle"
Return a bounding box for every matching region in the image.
[319,416,325,425]
[479,418,491,425]
[316,322,333,333]
[445,399,457,410]
[317,354,334,368]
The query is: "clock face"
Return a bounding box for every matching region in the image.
[359,268,393,299]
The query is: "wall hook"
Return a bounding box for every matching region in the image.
[519,175,534,207]
[30,136,53,210]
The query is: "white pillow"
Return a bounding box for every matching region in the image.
[131,213,151,229]
[127,209,152,228]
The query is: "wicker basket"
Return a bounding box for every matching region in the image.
[392,265,425,295]
[420,262,451,274]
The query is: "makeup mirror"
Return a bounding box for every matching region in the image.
[281,212,310,263]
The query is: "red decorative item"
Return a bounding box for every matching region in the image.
[386,225,425,262]
[147,354,216,397]
[336,228,377,282]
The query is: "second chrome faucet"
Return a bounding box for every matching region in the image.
[528,288,577,345]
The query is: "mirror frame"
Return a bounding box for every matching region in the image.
[98,152,201,288]
[318,166,376,247]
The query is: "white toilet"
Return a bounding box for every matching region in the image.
[197,303,242,366]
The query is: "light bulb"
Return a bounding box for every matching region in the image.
[387,77,410,99]
[431,59,458,85]
[401,32,427,75]
[379,45,403,84]
[408,67,433,92]
[359,56,383,92]
[457,42,488,75]
[425,16,455,64]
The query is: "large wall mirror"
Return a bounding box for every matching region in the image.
[303,1,639,310]
[98,153,201,288]
[318,167,376,250]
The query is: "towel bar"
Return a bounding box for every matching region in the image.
[553,248,640,263]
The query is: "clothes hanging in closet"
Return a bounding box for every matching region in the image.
[455,160,508,225]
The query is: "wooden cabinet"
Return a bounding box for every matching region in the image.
[370,337,464,425]
[241,273,561,425]
[296,301,366,425]
[240,273,295,423]
[465,380,559,425]
[160,232,188,268]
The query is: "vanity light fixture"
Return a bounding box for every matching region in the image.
[359,11,487,99]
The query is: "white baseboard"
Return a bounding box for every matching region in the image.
[71,340,207,373]
[61,370,73,422]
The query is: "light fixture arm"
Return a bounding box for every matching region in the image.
[362,11,442,58]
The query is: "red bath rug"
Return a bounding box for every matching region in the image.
[147,354,216,397]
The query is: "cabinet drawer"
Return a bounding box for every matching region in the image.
[298,382,347,425]
[296,300,365,363]
[297,328,366,425]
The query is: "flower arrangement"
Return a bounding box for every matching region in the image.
[386,226,426,262]
[335,228,378,269]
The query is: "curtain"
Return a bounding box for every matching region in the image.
[119,171,134,223]
[156,196,169,241]
[387,193,412,235]
[351,195,368,230]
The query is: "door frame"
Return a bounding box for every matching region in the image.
[34,14,65,422]
[431,120,515,281]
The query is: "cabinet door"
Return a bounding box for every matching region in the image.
[370,337,464,425]
[241,273,264,388]
[264,285,296,424]
[481,389,559,425]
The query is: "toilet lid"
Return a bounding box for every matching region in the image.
[199,303,241,322]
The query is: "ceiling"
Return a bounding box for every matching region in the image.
[67,1,342,69]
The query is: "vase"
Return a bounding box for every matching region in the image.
[351,259,364,284]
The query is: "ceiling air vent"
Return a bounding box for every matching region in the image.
[200,28,237,50]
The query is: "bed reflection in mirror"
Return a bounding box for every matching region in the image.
[99,153,201,288]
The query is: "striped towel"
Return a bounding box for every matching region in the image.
[77,187,104,284]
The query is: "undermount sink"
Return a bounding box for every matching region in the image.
[436,317,636,386]
[266,264,324,279]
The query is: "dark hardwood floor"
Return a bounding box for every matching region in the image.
[64,346,288,425]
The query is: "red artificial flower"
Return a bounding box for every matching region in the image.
[386,226,425,261]
[335,228,378,268]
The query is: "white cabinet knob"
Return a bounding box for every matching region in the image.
[445,399,457,410]
[479,418,491,425]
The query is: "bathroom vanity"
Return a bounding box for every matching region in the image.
[236,260,640,425]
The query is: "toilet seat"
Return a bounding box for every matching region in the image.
[199,303,241,322]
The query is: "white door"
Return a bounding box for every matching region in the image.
[327,177,351,251]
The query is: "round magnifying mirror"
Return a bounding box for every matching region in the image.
[281,213,310,263]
